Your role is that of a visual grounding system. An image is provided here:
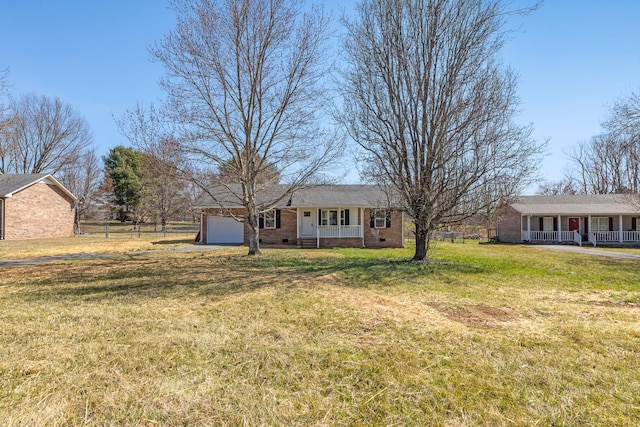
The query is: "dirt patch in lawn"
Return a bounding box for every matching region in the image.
[428,303,522,329]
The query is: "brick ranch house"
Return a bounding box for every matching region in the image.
[0,173,77,240]
[496,194,640,246]
[196,185,405,248]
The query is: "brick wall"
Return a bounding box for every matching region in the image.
[2,182,75,240]
[496,205,522,243]
[363,208,404,248]
[253,208,297,245]
[202,207,405,248]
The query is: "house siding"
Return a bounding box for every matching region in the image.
[2,182,75,240]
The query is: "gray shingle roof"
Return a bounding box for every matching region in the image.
[195,184,397,208]
[0,173,76,200]
[510,194,640,215]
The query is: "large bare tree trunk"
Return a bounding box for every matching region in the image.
[341,0,544,261]
[152,0,341,256]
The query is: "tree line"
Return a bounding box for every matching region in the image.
[537,90,640,196]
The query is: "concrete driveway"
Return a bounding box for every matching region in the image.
[534,245,640,260]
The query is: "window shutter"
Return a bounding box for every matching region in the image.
[344,209,350,225]
[259,215,264,229]
[553,217,558,231]
[584,217,589,234]
[369,210,375,228]
[275,210,281,228]
[609,217,613,231]
[386,210,391,228]
[539,218,543,230]
[633,217,637,231]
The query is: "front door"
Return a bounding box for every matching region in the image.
[301,210,315,237]
[568,217,579,232]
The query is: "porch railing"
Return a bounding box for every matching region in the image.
[317,225,361,238]
[588,232,597,247]
[593,231,620,242]
[622,231,640,242]
[573,230,582,247]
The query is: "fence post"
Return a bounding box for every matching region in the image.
[106,224,109,239]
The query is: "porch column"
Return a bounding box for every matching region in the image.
[619,214,623,242]
[361,208,365,247]
[557,215,562,242]
[527,215,531,241]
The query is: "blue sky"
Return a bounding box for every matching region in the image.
[2,0,640,191]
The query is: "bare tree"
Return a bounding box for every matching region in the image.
[116,103,191,231]
[151,0,341,255]
[0,68,17,174]
[4,93,93,174]
[341,0,543,261]
[568,90,640,195]
[58,148,104,228]
[535,178,580,196]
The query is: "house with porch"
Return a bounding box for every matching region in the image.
[496,194,640,246]
[196,184,404,248]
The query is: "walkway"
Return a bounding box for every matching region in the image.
[535,245,640,260]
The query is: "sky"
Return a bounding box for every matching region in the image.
[2,0,640,193]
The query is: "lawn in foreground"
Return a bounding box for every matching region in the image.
[0,242,639,425]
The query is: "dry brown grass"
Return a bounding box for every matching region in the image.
[0,243,639,425]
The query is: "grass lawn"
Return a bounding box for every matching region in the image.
[0,240,639,425]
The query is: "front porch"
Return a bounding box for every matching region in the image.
[297,207,366,248]
[521,214,640,247]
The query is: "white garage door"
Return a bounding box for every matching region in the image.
[207,216,244,244]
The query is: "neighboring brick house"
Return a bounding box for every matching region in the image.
[197,185,405,248]
[0,174,77,240]
[496,194,640,246]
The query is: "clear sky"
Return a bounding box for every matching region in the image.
[2,0,640,192]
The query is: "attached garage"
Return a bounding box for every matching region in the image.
[206,215,244,244]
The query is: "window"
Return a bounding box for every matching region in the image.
[264,210,276,229]
[591,217,609,232]
[321,209,338,226]
[542,217,554,232]
[373,209,387,228]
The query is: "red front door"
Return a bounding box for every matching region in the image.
[568,217,579,232]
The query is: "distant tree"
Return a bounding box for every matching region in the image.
[151,0,341,255]
[4,93,92,174]
[535,178,580,196]
[568,90,640,195]
[0,68,17,173]
[116,103,190,230]
[103,146,144,222]
[58,148,104,227]
[340,0,543,261]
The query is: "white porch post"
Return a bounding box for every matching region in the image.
[527,215,531,241]
[558,215,562,242]
[361,208,365,247]
[619,214,623,242]
[296,209,300,239]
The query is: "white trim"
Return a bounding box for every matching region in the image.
[199,213,203,244]
[263,210,276,229]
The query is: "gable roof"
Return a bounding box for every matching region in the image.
[509,194,640,216]
[0,174,77,201]
[195,184,398,209]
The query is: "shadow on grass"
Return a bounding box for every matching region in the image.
[150,238,196,245]
[9,248,493,304]
[10,245,640,304]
